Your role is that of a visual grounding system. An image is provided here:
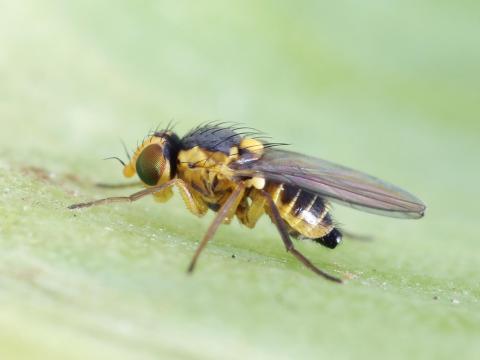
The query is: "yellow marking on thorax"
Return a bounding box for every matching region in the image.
[240,138,264,156]
[177,147,238,200]
[245,177,265,190]
[177,147,236,179]
[229,146,240,158]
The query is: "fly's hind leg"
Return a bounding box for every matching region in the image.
[260,190,342,283]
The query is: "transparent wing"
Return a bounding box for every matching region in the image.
[232,149,426,219]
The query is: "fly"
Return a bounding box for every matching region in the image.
[69,122,426,283]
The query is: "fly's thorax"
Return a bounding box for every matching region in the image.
[123,132,181,186]
[176,146,235,196]
[177,137,264,170]
[176,137,266,196]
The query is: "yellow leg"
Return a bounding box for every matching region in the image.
[237,189,266,228]
[174,179,208,217]
[153,187,174,203]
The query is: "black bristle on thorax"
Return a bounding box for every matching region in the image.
[181,125,242,154]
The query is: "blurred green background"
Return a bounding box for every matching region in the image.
[1,1,479,359]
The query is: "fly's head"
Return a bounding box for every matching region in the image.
[124,131,181,186]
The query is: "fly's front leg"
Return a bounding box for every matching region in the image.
[174,179,208,217]
[260,190,342,283]
[68,179,178,209]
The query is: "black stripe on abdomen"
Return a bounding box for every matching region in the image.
[281,184,331,226]
[272,183,342,248]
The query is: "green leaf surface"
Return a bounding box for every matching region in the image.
[1,1,479,359]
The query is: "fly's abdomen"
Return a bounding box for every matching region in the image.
[266,182,335,240]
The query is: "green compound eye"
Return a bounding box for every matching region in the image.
[136,144,165,186]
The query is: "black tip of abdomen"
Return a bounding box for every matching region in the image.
[315,228,343,249]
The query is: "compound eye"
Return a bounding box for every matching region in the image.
[136,144,165,186]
